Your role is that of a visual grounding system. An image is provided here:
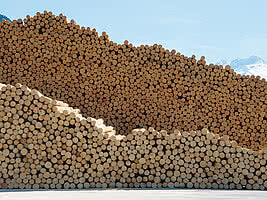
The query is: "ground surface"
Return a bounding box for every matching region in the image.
[0,189,266,200]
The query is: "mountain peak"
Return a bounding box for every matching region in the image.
[216,56,266,80]
[230,56,264,69]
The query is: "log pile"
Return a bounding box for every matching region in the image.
[0,83,266,190]
[0,11,266,151]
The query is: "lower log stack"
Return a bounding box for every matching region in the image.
[0,83,266,190]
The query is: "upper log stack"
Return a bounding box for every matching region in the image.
[0,11,266,151]
[0,83,266,190]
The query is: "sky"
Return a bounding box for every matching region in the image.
[1,0,267,63]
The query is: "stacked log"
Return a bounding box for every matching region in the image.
[0,83,266,190]
[0,11,266,151]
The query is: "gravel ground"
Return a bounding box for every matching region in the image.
[0,189,267,200]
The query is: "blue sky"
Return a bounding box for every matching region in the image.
[1,0,267,63]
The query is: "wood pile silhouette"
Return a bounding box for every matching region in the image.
[0,11,266,152]
[0,83,266,190]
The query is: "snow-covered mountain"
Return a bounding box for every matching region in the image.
[216,56,267,80]
[235,63,267,79]
[230,56,264,71]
